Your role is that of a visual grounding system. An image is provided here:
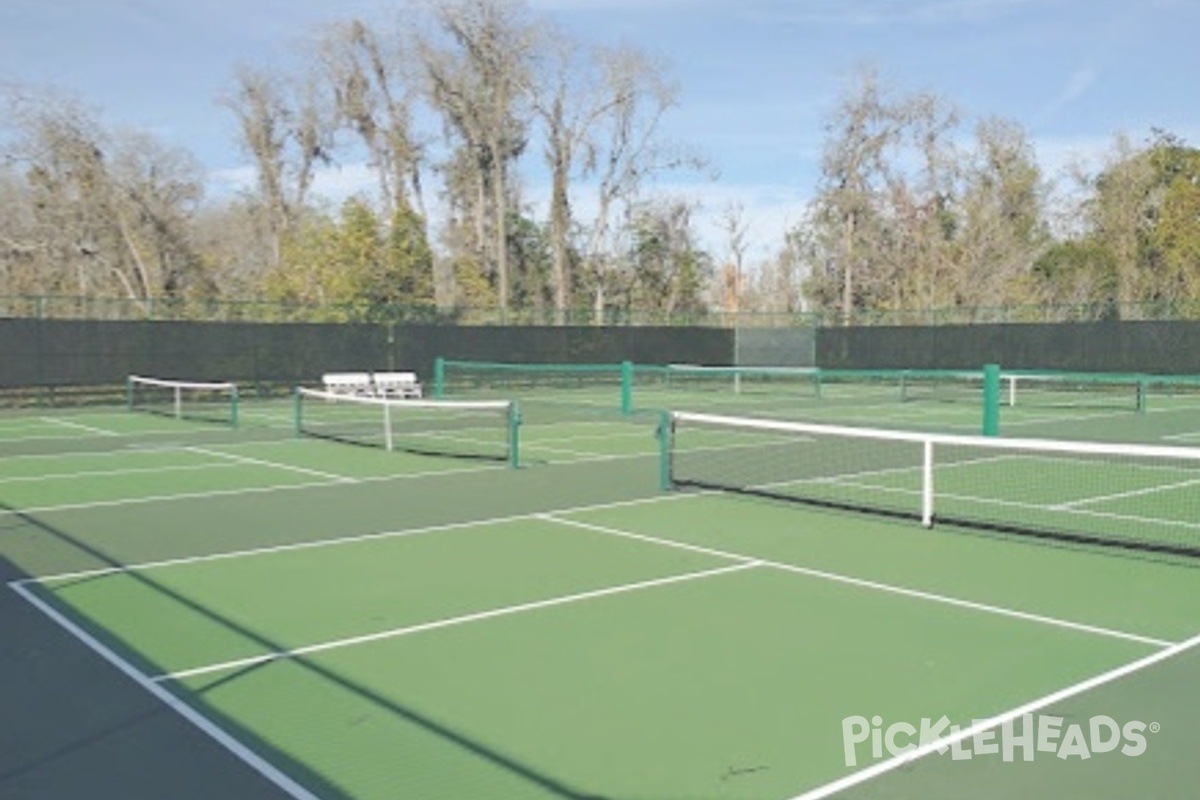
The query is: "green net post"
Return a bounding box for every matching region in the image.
[433,357,446,399]
[125,375,133,412]
[1137,377,1148,413]
[508,401,522,469]
[656,410,673,491]
[982,363,1001,436]
[620,360,634,416]
[292,386,302,439]
[230,384,239,429]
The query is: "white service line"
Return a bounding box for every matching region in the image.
[154,561,761,682]
[542,514,1175,649]
[8,581,324,800]
[0,461,512,518]
[1054,477,1200,510]
[0,479,343,518]
[186,447,355,483]
[785,632,1200,800]
[18,488,708,586]
[39,416,119,436]
[522,444,613,459]
[0,462,241,485]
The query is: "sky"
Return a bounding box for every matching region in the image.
[3,0,1199,259]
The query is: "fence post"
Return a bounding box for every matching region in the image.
[657,410,672,492]
[620,360,633,416]
[982,363,1001,436]
[433,357,445,399]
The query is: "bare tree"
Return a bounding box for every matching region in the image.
[220,65,333,270]
[620,197,712,317]
[717,202,750,312]
[315,18,427,220]
[529,32,597,323]
[1,87,207,307]
[416,0,536,321]
[809,66,905,323]
[575,45,701,319]
[1087,134,1157,308]
[953,116,1049,307]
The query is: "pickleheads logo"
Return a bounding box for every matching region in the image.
[841,714,1158,766]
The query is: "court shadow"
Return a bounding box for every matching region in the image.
[0,501,610,799]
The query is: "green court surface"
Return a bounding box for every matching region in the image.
[1,397,1198,800]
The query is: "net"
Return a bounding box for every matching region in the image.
[666,411,1200,557]
[127,375,239,426]
[1005,371,1200,413]
[294,387,519,465]
[1003,372,1144,411]
[633,366,995,422]
[640,364,819,395]
[435,359,627,409]
[629,364,819,416]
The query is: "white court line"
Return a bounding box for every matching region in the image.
[526,430,652,445]
[838,478,1200,533]
[0,462,241,485]
[0,442,660,519]
[153,561,760,682]
[17,489,707,586]
[0,435,317,464]
[773,455,1200,533]
[187,447,354,483]
[522,443,614,459]
[1054,477,1200,510]
[7,581,323,800]
[0,479,342,518]
[0,460,515,518]
[39,416,119,436]
[542,515,1175,649]
[0,447,186,463]
[0,429,184,445]
[787,632,1200,800]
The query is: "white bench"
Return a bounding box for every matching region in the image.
[372,371,423,399]
[322,372,373,396]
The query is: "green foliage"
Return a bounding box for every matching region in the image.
[381,201,436,307]
[1084,133,1200,312]
[1030,240,1118,306]
[265,196,436,320]
[621,203,713,315]
[506,213,554,311]
[451,255,498,311]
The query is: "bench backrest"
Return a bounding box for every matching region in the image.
[322,372,373,393]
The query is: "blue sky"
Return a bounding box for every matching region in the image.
[3,0,1199,257]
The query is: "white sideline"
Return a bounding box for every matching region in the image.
[786,632,1200,800]
[8,581,323,800]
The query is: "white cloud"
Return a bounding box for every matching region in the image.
[1034,64,1100,126]
[1058,66,1098,106]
